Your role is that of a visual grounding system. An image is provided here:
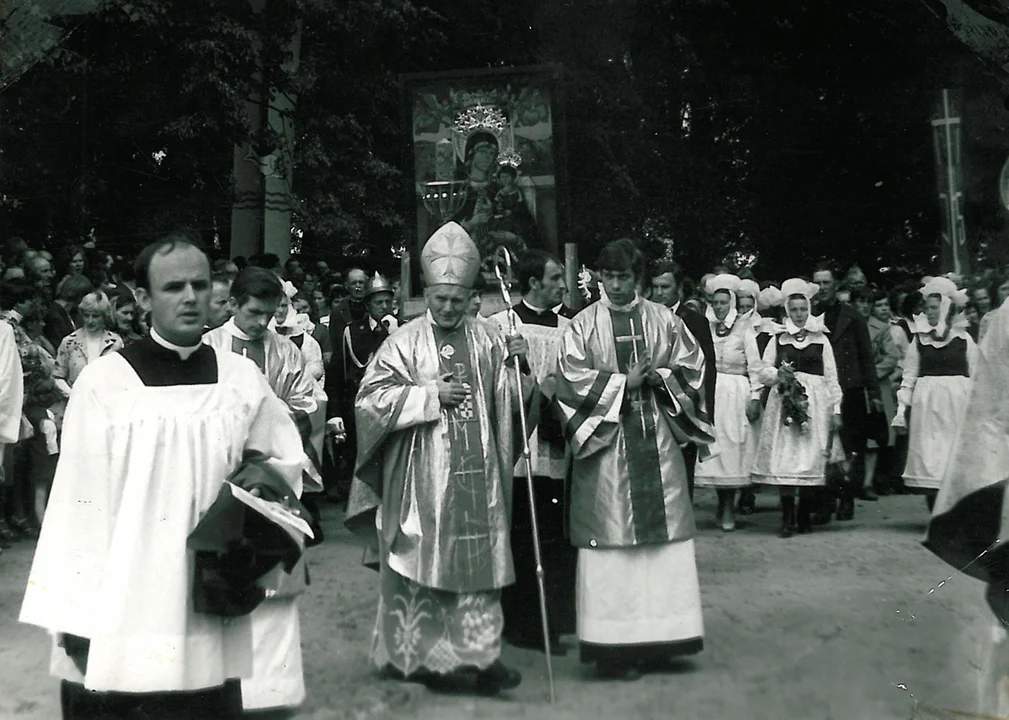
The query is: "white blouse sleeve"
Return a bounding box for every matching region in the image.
[743,328,764,400]
[756,337,779,389]
[896,339,920,409]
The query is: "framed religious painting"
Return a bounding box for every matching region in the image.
[400,64,568,288]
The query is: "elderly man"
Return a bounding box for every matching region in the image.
[20,235,303,719]
[346,221,533,695]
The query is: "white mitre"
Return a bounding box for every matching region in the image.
[421,222,481,288]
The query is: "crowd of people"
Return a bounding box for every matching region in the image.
[0,223,1004,717]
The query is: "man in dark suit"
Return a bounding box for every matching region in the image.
[649,260,716,501]
[811,263,883,522]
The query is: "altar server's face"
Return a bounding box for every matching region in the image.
[737,295,755,314]
[427,284,471,329]
[138,244,211,346]
[234,296,279,340]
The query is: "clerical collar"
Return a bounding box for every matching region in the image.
[671,301,681,314]
[224,317,256,342]
[151,327,203,360]
[600,292,641,313]
[522,298,550,315]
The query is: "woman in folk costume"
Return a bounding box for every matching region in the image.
[736,278,759,316]
[736,285,784,517]
[694,274,763,532]
[891,276,976,510]
[919,301,1009,717]
[751,279,843,537]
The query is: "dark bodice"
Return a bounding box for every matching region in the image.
[918,337,969,378]
[775,339,825,376]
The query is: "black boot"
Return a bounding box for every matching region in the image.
[811,488,836,525]
[737,488,756,515]
[780,496,796,538]
[837,491,855,521]
[796,492,813,533]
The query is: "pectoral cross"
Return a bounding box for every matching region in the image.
[615,319,649,434]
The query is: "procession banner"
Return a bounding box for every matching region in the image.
[400,65,567,288]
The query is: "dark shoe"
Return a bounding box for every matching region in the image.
[475,661,522,695]
[857,488,879,502]
[9,516,37,540]
[837,497,855,521]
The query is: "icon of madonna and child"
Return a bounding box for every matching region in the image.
[413,89,554,271]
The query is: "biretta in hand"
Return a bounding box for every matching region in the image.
[187,454,312,617]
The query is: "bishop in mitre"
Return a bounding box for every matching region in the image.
[345,221,534,695]
[555,238,714,680]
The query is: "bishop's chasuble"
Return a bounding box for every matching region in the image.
[555,294,714,666]
[345,311,534,678]
[20,332,302,719]
[202,320,314,711]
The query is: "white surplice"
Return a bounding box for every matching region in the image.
[19,343,303,694]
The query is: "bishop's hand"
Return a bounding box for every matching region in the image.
[438,373,469,407]
[626,357,652,392]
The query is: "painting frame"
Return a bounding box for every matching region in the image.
[399,64,570,294]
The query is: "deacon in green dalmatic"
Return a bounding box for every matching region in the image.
[555,238,714,681]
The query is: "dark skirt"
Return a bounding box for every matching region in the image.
[502,475,577,651]
[60,679,243,720]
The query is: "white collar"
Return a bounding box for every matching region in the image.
[151,327,202,360]
[224,317,255,342]
[783,314,828,336]
[369,315,380,331]
[600,292,642,312]
[670,300,681,314]
[522,298,551,314]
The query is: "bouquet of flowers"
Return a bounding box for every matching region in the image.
[20,347,63,411]
[777,361,810,431]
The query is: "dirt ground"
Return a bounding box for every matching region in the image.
[0,490,996,720]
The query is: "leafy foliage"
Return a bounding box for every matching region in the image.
[2,0,1008,283]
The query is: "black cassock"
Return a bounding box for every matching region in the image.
[499,302,578,653]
